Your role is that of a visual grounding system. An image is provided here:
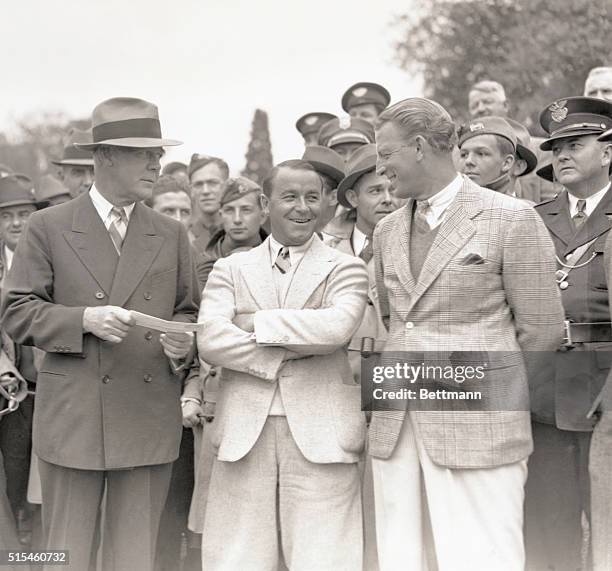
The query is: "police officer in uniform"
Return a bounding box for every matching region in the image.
[317,116,375,161]
[341,82,391,125]
[526,96,612,571]
[295,112,337,147]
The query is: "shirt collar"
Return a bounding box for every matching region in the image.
[416,173,462,229]
[351,224,368,256]
[89,184,136,224]
[4,244,13,271]
[567,183,611,218]
[269,233,315,267]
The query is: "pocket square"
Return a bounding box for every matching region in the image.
[460,253,486,265]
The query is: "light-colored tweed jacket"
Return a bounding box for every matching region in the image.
[369,176,565,468]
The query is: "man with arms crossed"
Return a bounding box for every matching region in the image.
[1,97,199,571]
[198,159,368,570]
[370,98,564,570]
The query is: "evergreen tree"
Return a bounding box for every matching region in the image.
[241,109,273,184]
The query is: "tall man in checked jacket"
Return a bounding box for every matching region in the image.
[526,97,612,571]
[1,97,200,571]
[370,98,564,571]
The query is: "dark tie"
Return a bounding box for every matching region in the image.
[572,199,587,230]
[108,206,128,254]
[274,246,291,274]
[359,237,373,263]
[413,200,431,233]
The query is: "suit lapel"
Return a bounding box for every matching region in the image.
[391,203,417,292]
[239,239,279,310]
[411,186,478,302]
[565,188,612,255]
[62,194,119,295]
[109,203,164,307]
[283,236,336,309]
[540,191,574,250]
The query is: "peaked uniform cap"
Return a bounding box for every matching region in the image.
[51,128,95,166]
[538,96,612,150]
[295,112,337,138]
[341,82,391,113]
[301,145,345,184]
[336,143,377,208]
[74,97,182,149]
[317,116,375,148]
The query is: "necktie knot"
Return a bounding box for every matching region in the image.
[111,206,127,224]
[572,199,587,230]
[275,246,291,274]
[413,200,431,232]
[108,207,128,254]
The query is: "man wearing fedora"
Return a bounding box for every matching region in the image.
[0,174,47,548]
[2,97,200,571]
[35,175,72,207]
[52,128,95,198]
[526,96,612,571]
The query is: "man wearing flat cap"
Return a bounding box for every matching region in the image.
[301,145,345,232]
[0,175,47,547]
[525,96,612,571]
[52,128,95,198]
[341,82,391,125]
[318,116,375,161]
[295,112,337,147]
[457,116,535,200]
[2,97,200,571]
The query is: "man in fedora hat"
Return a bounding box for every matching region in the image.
[35,175,72,207]
[301,145,345,232]
[2,97,200,571]
[526,96,612,571]
[52,128,95,198]
[341,82,391,125]
[295,112,337,147]
[0,174,47,548]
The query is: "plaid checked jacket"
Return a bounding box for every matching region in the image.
[369,176,565,468]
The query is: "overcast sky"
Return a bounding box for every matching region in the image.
[2,0,421,173]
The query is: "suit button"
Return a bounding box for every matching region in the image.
[144,374,152,383]
[405,322,414,329]
[144,292,152,300]
[95,291,105,300]
[144,331,153,340]
[102,375,111,384]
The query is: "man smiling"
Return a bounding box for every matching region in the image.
[198,159,368,569]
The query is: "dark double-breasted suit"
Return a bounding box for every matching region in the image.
[1,191,199,570]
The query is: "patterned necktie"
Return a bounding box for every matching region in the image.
[572,199,587,230]
[108,206,128,254]
[413,200,431,233]
[274,246,291,274]
[359,237,373,263]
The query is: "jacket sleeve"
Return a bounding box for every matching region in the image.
[197,256,287,382]
[253,256,368,354]
[1,213,86,354]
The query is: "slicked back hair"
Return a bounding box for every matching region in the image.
[262,160,321,198]
[376,97,457,154]
[469,80,507,100]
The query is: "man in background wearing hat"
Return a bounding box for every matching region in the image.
[301,145,345,232]
[457,116,536,200]
[35,175,72,207]
[198,159,368,570]
[295,112,337,147]
[1,97,200,571]
[584,66,612,102]
[0,174,47,548]
[52,128,95,198]
[586,125,612,571]
[318,116,375,161]
[526,96,612,571]
[188,154,229,251]
[341,82,391,125]
[161,161,189,184]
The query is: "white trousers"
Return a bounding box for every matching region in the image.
[371,412,527,571]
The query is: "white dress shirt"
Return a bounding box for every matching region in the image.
[4,244,14,271]
[416,173,463,230]
[351,225,368,256]
[568,182,611,218]
[89,185,135,229]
